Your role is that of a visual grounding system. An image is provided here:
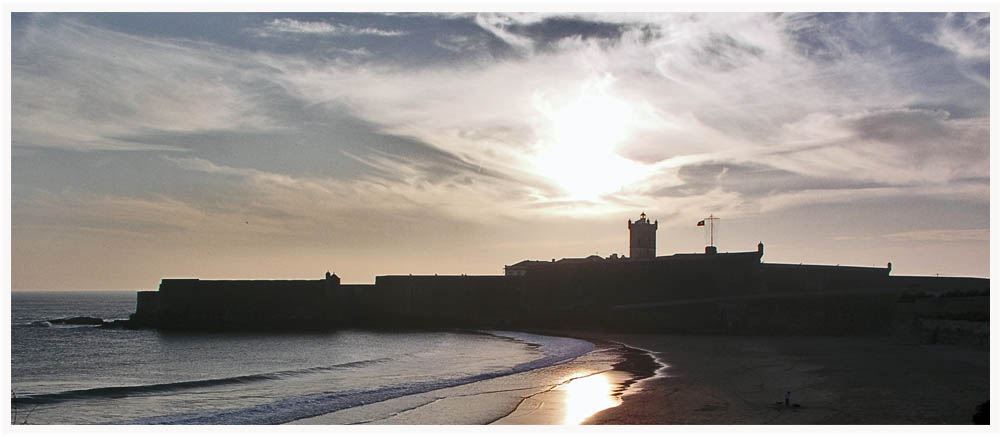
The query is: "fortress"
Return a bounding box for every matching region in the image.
[127,214,988,342]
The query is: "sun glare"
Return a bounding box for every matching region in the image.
[561,372,622,424]
[534,77,650,200]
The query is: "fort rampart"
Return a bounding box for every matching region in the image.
[132,278,337,330]
[127,252,987,341]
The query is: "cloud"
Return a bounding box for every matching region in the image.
[11,12,991,287]
[929,13,989,59]
[166,155,531,228]
[271,13,988,215]
[691,32,764,71]
[434,34,489,53]
[473,13,539,52]
[760,108,989,185]
[833,236,873,241]
[265,18,338,34]
[329,46,374,57]
[650,161,889,199]
[12,13,991,225]
[12,17,280,152]
[260,18,407,37]
[884,228,989,242]
[15,156,500,251]
[502,16,660,52]
[756,182,988,215]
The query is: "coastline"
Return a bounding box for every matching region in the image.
[577,332,989,425]
[490,340,660,424]
[291,330,660,425]
[15,309,987,425]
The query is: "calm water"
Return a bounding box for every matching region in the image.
[11,291,595,424]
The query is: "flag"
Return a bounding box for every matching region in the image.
[696,220,705,226]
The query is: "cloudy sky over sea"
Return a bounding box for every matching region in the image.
[11,12,989,290]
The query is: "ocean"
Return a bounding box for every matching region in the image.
[11,291,612,425]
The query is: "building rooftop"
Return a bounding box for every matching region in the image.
[506,249,763,271]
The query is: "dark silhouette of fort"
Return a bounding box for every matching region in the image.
[126,213,988,342]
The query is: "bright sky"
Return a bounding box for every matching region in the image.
[10,12,990,290]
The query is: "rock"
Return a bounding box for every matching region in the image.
[48,316,104,325]
[99,319,139,329]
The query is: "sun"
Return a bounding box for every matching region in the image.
[533,77,650,200]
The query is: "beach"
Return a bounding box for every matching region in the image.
[579,333,989,425]
[291,338,648,425]
[291,330,988,425]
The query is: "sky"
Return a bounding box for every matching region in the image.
[9,12,991,290]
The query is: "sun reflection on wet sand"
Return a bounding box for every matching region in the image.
[561,372,622,425]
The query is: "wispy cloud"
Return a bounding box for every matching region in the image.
[12,17,279,152]
[928,12,989,59]
[884,228,989,242]
[434,34,489,53]
[260,18,407,37]
[166,155,529,227]
[268,13,988,215]
[11,12,990,288]
[14,13,989,218]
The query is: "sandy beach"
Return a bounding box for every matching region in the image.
[578,333,989,425]
[290,331,987,425]
[492,342,658,425]
[291,335,637,425]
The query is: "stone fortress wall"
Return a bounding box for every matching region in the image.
[128,213,988,341]
[130,255,986,341]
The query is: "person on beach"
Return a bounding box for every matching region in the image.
[785,391,790,407]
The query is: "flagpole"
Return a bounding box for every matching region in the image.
[697,215,718,250]
[710,214,714,247]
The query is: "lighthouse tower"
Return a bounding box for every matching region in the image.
[628,212,657,259]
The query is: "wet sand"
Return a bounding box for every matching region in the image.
[577,333,989,424]
[492,344,658,424]
[291,339,637,424]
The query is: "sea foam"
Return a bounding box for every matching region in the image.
[124,331,593,425]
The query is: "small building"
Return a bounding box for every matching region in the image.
[504,260,549,276]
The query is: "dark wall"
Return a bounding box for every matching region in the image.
[889,276,989,294]
[361,275,514,328]
[332,284,375,324]
[760,264,890,293]
[153,279,333,329]
[513,253,764,312]
[607,291,902,335]
[132,254,979,334]
[133,291,160,324]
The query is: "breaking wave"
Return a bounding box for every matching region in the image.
[13,357,393,406]
[122,331,593,424]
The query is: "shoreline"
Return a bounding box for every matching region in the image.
[488,340,662,424]
[19,322,986,425]
[576,332,989,425]
[290,329,615,425]
[291,329,664,425]
[605,342,663,396]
